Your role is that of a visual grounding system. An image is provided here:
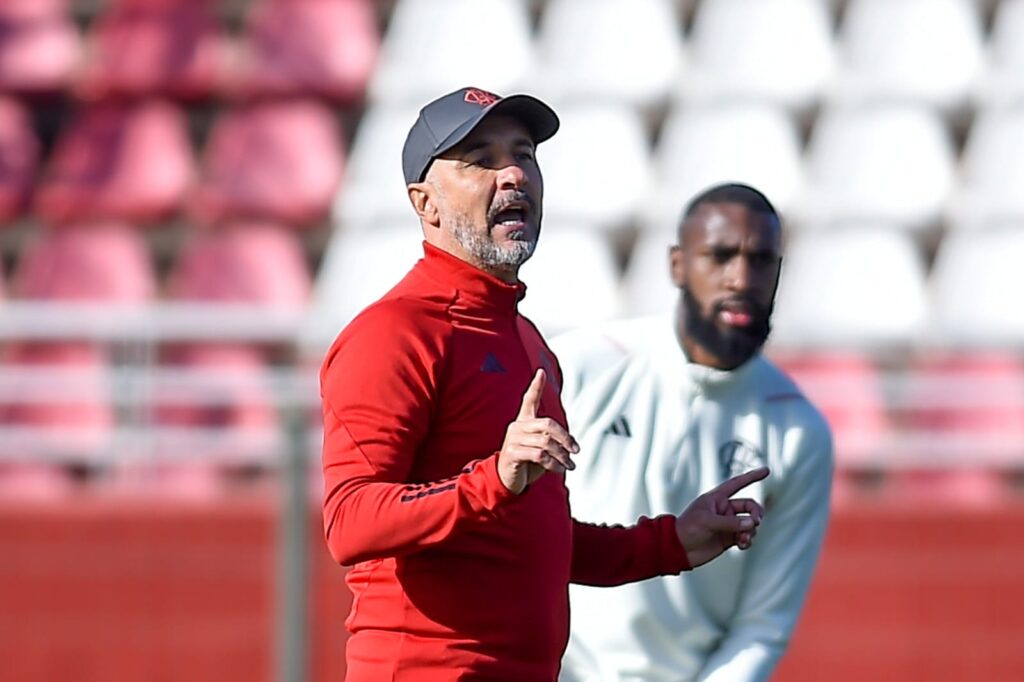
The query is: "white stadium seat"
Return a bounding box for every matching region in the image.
[539,104,652,233]
[681,0,835,114]
[798,105,954,231]
[621,228,677,318]
[929,226,1024,345]
[771,226,929,348]
[833,0,984,113]
[979,0,1024,108]
[369,0,533,104]
[648,103,804,232]
[518,227,622,337]
[333,104,419,231]
[534,0,682,110]
[303,226,424,351]
[949,105,1024,230]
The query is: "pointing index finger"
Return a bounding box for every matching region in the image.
[713,466,770,499]
[517,368,546,420]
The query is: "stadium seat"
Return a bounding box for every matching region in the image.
[621,227,677,318]
[681,0,834,114]
[0,342,113,459]
[517,227,622,337]
[0,97,40,224]
[76,0,228,100]
[833,0,984,113]
[771,225,929,348]
[34,101,195,225]
[797,104,954,232]
[236,0,378,103]
[901,352,1024,467]
[534,0,682,110]
[369,0,533,104]
[538,104,651,233]
[948,106,1024,230]
[0,0,80,94]
[151,343,281,466]
[12,223,156,303]
[881,468,1012,506]
[978,0,1024,108]
[771,351,890,469]
[647,103,804,232]
[192,100,344,227]
[166,222,312,308]
[303,226,423,351]
[0,463,75,499]
[929,226,1024,345]
[332,104,420,231]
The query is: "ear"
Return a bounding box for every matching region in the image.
[408,182,440,228]
[669,244,686,288]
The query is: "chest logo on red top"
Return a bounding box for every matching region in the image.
[480,352,506,373]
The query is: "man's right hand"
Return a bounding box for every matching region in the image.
[497,369,579,495]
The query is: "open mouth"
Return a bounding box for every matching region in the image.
[490,199,531,231]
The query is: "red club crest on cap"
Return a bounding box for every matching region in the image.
[464,88,500,106]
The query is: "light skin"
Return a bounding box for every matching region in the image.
[407,114,768,564]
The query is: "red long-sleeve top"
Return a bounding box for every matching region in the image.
[320,243,691,681]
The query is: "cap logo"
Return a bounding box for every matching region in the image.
[464,88,499,107]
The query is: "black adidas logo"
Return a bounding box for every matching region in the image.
[606,415,631,437]
[480,352,506,373]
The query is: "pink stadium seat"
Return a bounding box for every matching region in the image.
[191,100,344,227]
[77,0,228,100]
[12,223,156,303]
[237,0,378,102]
[166,222,311,307]
[0,463,75,499]
[773,351,890,469]
[0,0,80,94]
[0,342,112,454]
[0,97,40,224]
[35,101,194,225]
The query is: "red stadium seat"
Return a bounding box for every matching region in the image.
[236,0,378,103]
[0,97,40,224]
[886,351,1024,504]
[77,0,229,100]
[191,100,344,227]
[166,222,311,307]
[34,101,194,225]
[12,223,156,303]
[0,0,80,94]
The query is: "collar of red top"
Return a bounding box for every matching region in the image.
[420,241,527,314]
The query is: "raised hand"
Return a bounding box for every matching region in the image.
[497,369,579,495]
[675,467,770,568]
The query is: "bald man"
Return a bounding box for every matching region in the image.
[554,183,834,682]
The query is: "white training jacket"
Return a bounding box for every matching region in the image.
[553,315,834,682]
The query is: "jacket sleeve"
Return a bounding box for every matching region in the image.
[570,515,691,586]
[697,418,834,682]
[320,303,516,566]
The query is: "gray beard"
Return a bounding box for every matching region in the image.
[450,220,537,269]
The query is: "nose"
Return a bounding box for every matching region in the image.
[496,161,527,190]
[724,255,752,292]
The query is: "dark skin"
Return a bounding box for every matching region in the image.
[670,201,783,371]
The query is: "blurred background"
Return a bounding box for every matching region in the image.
[0,0,1022,680]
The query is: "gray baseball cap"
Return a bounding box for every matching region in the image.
[401,86,560,185]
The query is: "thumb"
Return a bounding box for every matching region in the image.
[517,368,546,420]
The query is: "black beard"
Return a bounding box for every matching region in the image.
[681,287,772,369]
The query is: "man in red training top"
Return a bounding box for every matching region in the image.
[320,87,769,681]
